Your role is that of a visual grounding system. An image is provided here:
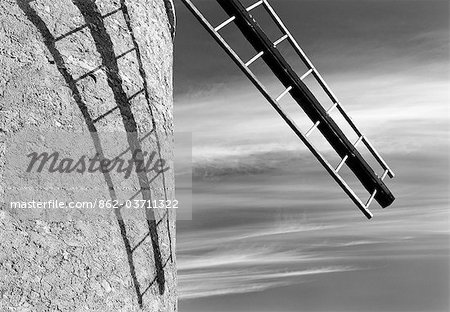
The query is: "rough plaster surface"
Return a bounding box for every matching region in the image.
[0,0,176,311]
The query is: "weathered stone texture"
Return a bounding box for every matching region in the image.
[0,0,176,311]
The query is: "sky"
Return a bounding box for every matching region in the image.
[173,1,449,311]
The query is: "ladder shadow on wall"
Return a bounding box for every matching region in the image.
[17,0,174,307]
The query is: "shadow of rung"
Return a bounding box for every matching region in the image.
[74,48,136,82]
[157,211,168,227]
[116,47,136,59]
[54,24,88,42]
[114,130,156,160]
[75,64,103,82]
[131,232,150,253]
[163,255,172,268]
[52,7,126,42]
[93,106,119,123]
[140,255,172,297]
[141,275,158,297]
[102,7,123,19]
[128,88,145,101]
[125,203,169,254]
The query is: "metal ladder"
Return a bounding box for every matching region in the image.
[181,0,395,219]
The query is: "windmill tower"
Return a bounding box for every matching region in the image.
[0,0,176,311]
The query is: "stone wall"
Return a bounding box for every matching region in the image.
[0,0,176,311]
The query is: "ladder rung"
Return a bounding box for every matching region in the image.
[335,155,349,173]
[381,169,389,180]
[300,68,314,80]
[275,86,292,101]
[273,34,288,47]
[363,137,395,179]
[365,189,377,208]
[354,135,364,147]
[262,0,341,105]
[326,102,339,114]
[245,51,264,67]
[329,164,373,219]
[246,0,264,12]
[214,1,264,32]
[305,121,320,137]
[214,16,236,32]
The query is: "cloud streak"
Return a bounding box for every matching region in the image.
[174,0,449,309]
[180,266,357,300]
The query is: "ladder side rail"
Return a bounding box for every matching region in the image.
[262,0,394,179]
[334,105,394,179]
[180,0,373,218]
[216,0,394,208]
[361,135,395,179]
[261,0,328,97]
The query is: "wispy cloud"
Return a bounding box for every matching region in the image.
[176,65,448,161]
[180,266,357,300]
[175,0,449,309]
